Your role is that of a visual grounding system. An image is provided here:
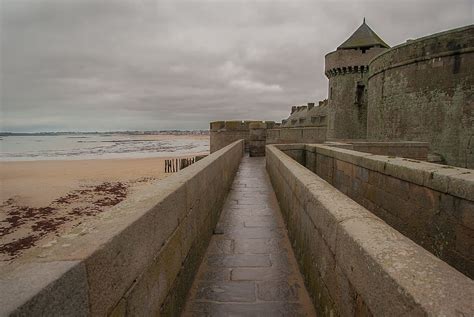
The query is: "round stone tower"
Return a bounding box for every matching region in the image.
[325,19,389,139]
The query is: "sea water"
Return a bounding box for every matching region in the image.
[0,134,209,161]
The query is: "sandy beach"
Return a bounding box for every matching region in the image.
[0,142,208,262]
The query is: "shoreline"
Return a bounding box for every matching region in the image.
[0,152,208,262]
[0,150,210,163]
[0,133,210,162]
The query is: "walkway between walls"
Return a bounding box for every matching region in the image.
[182,156,316,316]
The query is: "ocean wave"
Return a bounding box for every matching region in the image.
[0,135,209,161]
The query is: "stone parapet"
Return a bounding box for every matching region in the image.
[0,140,244,316]
[325,141,429,161]
[369,25,474,79]
[210,121,273,153]
[266,144,474,316]
[324,47,386,78]
[277,143,474,278]
[266,127,327,145]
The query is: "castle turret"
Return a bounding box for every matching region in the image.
[325,19,389,139]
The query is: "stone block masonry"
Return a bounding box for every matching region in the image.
[266,144,474,316]
[266,127,327,145]
[0,140,244,316]
[210,120,276,153]
[249,122,267,157]
[278,143,474,279]
[210,121,327,154]
[367,25,474,168]
[182,156,315,316]
[325,141,429,161]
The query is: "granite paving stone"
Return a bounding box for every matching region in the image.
[182,156,316,316]
[188,302,305,317]
[257,280,301,301]
[195,281,256,302]
[207,254,271,268]
[231,267,290,281]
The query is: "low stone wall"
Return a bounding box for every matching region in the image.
[276,143,474,279]
[0,140,244,316]
[266,127,327,144]
[266,144,474,316]
[325,141,429,161]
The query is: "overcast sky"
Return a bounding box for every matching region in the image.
[1,0,472,132]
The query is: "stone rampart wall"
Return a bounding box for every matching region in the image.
[211,123,326,153]
[277,143,474,279]
[367,25,474,168]
[325,141,429,161]
[266,127,327,145]
[0,140,244,316]
[266,144,474,316]
[210,121,275,153]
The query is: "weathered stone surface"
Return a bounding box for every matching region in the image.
[368,25,474,169]
[206,238,234,255]
[207,254,271,267]
[195,281,256,302]
[233,238,281,254]
[185,302,306,317]
[182,156,316,316]
[266,144,474,317]
[337,216,474,316]
[287,143,474,279]
[124,224,183,316]
[0,261,89,316]
[231,267,290,281]
[257,280,301,301]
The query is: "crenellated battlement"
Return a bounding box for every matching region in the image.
[324,47,386,78]
[325,64,369,78]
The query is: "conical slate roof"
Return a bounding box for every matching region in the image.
[338,19,389,50]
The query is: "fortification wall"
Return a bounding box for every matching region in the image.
[367,25,474,168]
[210,121,326,153]
[277,143,474,279]
[266,127,327,144]
[210,121,275,153]
[325,141,429,161]
[0,140,244,316]
[324,47,385,74]
[326,72,369,139]
[266,144,474,316]
[325,47,387,140]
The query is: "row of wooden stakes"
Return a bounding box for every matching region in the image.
[165,156,202,173]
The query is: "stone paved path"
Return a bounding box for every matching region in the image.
[182,156,316,316]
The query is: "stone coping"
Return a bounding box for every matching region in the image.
[266,144,474,316]
[347,141,428,147]
[369,25,474,78]
[210,121,275,131]
[282,143,473,201]
[0,140,244,316]
[267,127,327,132]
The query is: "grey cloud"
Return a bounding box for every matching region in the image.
[1,0,472,132]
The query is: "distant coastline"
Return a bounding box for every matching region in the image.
[0,133,210,161]
[0,130,209,137]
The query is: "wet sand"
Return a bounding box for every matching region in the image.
[0,153,206,262]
